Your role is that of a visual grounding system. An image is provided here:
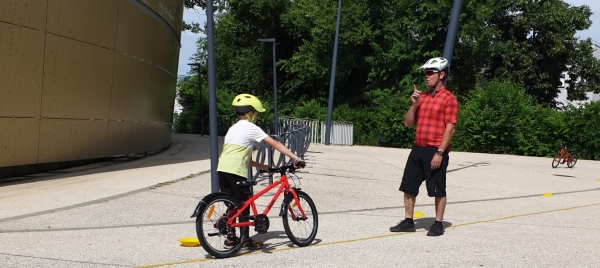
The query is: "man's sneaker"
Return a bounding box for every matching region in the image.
[389,220,416,232]
[241,238,263,249]
[427,221,444,236]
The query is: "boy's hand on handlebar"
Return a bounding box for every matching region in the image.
[259,164,272,173]
[293,159,306,169]
[260,167,277,173]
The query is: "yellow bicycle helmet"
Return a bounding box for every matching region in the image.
[232,94,266,113]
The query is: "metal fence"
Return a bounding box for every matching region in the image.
[320,121,353,146]
[278,117,353,146]
[251,118,309,182]
[250,117,353,183]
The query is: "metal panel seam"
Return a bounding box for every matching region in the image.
[127,0,181,44]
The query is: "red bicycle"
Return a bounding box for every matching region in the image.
[191,162,318,258]
[552,146,577,168]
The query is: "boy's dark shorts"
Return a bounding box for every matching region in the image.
[399,146,449,197]
[218,171,252,202]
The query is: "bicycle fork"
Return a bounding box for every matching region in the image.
[279,192,294,217]
[279,188,307,220]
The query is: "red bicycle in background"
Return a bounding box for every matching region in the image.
[552,145,577,168]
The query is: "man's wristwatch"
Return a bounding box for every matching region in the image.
[436,149,444,156]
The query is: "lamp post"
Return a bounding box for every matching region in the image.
[324,0,342,145]
[207,0,219,193]
[442,0,463,86]
[257,38,278,135]
[258,38,277,184]
[187,63,203,136]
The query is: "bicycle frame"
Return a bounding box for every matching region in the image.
[557,147,572,162]
[226,174,307,228]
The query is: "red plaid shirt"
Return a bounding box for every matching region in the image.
[414,87,458,151]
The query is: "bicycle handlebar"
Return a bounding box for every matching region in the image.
[239,162,305,187]
[259,161,306,175]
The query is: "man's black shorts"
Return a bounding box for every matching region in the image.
[399,146,449,197]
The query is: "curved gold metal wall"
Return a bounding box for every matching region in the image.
[0,0,183,168]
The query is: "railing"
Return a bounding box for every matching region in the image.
[250,117,353,183]
[252,118,312,183]
[278,117,353,146]
[279,117,320,145]
[320,121,353,146]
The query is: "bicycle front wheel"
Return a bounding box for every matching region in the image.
[282,190,318,247]
[552,155,560,168]
[567,153,577,168]
[196,195,245,258]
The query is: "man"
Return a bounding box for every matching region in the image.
[389,57,458,236]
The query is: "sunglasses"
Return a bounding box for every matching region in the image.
[424,70,439,76]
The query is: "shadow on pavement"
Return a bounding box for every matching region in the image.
[414,217,453,230]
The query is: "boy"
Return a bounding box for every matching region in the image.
[218,93,304,248]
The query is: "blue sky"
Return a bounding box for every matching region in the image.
[177,7,206,76]
[176,0,600,77]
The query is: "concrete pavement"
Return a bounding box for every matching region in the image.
[1,134,599,267]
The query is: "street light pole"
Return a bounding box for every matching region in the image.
[325,0,342,145]
[206,0,219,193]
[188,63,204,136]
[442,0,463,86]
[257,38,278,135]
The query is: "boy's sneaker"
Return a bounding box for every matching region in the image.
[389,220,416,232]
[427,221,444,236]
[241,238,263,249]
[224,237,239,248]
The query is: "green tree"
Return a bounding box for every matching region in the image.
[174,75,202,134]
[476,0,599,106]
[178,0,600,148]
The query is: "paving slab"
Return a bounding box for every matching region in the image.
[1,134,599,267]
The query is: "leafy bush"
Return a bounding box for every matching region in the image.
[364,88,414,147]
[453,80,599,160]
[563,101,600,160]
[174,75,600,160]
[292,99,327,121]
[454,81,534,154]
[514,105,566,156]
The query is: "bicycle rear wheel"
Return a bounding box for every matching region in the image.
[196,195,245,258]
[282,190,318,247]
[552,155,560,168]
[567,153,577,168]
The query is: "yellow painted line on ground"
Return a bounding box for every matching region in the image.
[137,202,600,268]
[448,202,600,229]
[137,258,212,267]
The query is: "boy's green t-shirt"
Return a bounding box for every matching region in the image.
[217,120,269,178]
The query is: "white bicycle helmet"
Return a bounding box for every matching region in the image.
[419,57,449,71]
